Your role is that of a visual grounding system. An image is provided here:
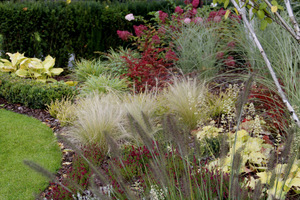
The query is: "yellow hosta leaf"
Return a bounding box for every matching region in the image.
[15,69,29,77]
[271,6,278,13]
[42,55,55,71]
[66,0,71,4]
[6,52,26,68]
[50,68,63,76]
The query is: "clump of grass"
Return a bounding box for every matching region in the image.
[79,74,129,96]
[172,23,223,77]
[122,91,162,143]
[163,77,208,130]
[68,93,125,151]
[46,96,77,126]
[101,47,140,76]
[73,59,109,82]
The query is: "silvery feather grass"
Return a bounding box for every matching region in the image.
[122,90,162,143]
[172,22,223,77]
[164,77,208,130]
[69,93,125,151]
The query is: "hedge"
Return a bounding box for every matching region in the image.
[0,1,181,69]
[0,72,77,109]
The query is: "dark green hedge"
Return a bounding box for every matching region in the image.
[0,72,78,108]
[0,1,179,69]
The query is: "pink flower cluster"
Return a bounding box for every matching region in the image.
[117,30,132,41]
[207,8,241,23]
[159,10,168,23]
[133,25,148,37]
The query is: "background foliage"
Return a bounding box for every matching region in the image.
[0,0,182,69]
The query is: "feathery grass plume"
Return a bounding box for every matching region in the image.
[267,150,277,171]
[72,59,109,82]
[104,131,121,159]
[164,77,208,131]
[163,114,188,157]
[69,93,124,152]
[235,73,254,121]
[280,129,294,163]
[252,180,263,200]
[23,160,73,194]
[122,91,161,143]
[126,112,154,150]
[79,74,129,96]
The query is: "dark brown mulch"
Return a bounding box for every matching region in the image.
[0,97,75,199]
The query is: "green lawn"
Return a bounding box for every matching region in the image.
[0,109,62,200]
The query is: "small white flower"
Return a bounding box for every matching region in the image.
[211,3,218,7]
[125,13,135,21]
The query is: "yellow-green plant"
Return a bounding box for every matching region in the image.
[46,97,77,127]
[0,52,26,72]
[0,52,63,81]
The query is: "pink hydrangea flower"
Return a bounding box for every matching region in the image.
[133,25,148,37]
[152,35,160,44]
[213,16,222,22]
[184,18,191,24]
[193,17,203,24]
[174,6,184,14]
[159,11,168,23]
[117,30,132,41]
[192,0,199,8]
[125,13,135,21]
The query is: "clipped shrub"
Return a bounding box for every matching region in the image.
[0,72,77,109]
[0,1,178,68]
